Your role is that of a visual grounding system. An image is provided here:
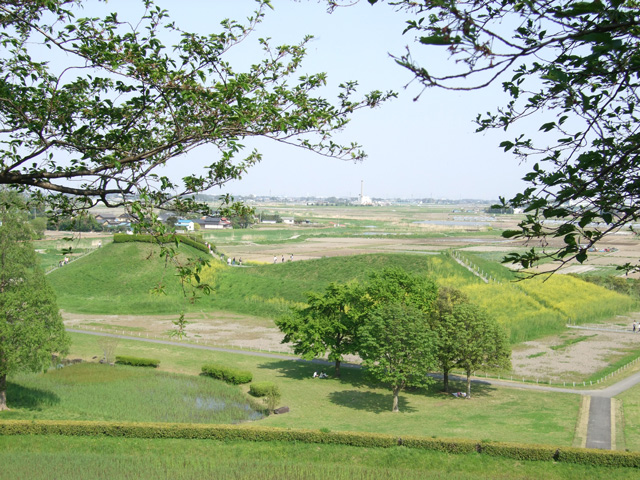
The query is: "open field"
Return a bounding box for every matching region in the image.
[13,203,640,477]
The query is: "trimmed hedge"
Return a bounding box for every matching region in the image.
[113,233,212,255]
[480,441,558,461]
[201,364,252,385]
[115,356,160,368]
[1,420,639,468]
[249,382,280,398]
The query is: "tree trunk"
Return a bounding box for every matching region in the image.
[334,359,341,378]
[392,386,401,412]
[443,366,449,393]
[0,373,8,411]
[466,370,472,399]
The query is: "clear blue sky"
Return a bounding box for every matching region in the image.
[85,0,531,200]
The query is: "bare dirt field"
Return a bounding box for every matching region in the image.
[63,310,640,381]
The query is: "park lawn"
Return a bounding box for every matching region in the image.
[618,383,640,451]
[0,435,637,480]
[62,333,580,446]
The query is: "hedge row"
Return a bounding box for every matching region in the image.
[201,364,252,385]
[249,382,280,398]
[115,356,160,368]
[1,420,639,468]
[113,233,211,255]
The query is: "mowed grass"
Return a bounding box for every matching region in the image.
[49,242,637,343]
[618,383,640,451]
[4,362,263,424]
[53,333,581,447]
[1,435,637,480]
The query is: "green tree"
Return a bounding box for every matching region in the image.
[430,287,469,393]
[276,282,360,377]
[360,267,439,313]
[358,302,437,412]
[0,191,69,410]
[358,0,640,272]
[453,303,511,398]
[0,0,393,220]
[356,268,439,412]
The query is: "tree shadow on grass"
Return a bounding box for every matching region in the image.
[6,382,60,410]
[257,359,371,386]
[423,376,497,399]
[328,390,417,414]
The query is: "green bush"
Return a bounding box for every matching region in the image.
[401,436,478,454]
[201,364,252,385]
[480,441,558,461]
[249,381,281,411]
[249,382,280,398]
[115,356,160,368]
[557,446,640,468]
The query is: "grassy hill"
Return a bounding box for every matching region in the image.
[48,242,637,342]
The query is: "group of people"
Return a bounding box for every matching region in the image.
[312,371,328,379]
[227,257,242,266]
[633,321,640,332]
[273,254,293,264]
[58,256,70,267]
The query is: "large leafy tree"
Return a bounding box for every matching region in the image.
[430,286,469,393]
[355,0,640,272]
[359,302,437,413]
[0,190,69,411]
[453,303,511,398]
[357,268,439,412]
[0,0,392,220]
[276,282,360,377]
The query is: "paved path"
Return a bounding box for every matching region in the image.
[68,328,640,450]
[586,397,612,449]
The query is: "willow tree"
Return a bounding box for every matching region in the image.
[0,191,69,411]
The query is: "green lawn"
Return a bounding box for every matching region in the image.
[1,435,636,480]
[618,383,640,450]
[49,332,581,447]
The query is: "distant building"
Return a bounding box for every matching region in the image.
[175,219,195,232]
[193,216,232,229]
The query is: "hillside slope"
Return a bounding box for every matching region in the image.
[49,243,637,342]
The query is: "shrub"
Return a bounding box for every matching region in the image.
[557,446,640,468]
[115,356,160,368]
[201,364,252,385]
[480,441,558,461]
[249,382,280,398]
[249,382,281,411]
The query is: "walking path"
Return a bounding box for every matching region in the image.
[67,328,640,450]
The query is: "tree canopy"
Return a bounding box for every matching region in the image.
[359,302,437,412]
[0,190,69,410]
[357,0,640,272]
[276,282,360,377]
[0,0,393,219]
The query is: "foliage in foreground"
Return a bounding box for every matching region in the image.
[0,191,69,410]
